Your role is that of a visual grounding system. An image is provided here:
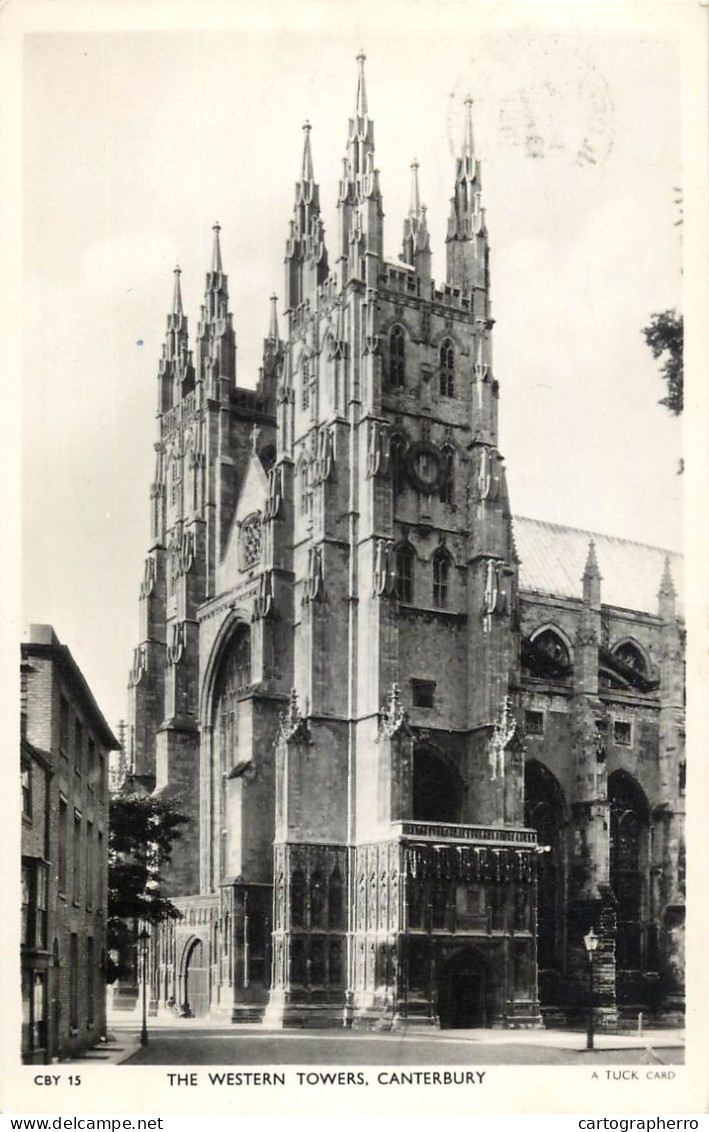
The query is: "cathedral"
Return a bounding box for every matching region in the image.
[124,55,685,1030]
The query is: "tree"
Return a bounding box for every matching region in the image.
[642,309,683,416]
[107,792,189,981]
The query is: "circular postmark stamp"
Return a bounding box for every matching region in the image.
[447,28,615,169]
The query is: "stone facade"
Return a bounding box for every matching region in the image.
[21,625,118,1062]
[124,57,685,1030]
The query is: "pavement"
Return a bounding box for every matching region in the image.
[66,1015,684,1068]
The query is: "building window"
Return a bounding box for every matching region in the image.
[614,642,647,676]
[609,771,649,971]
[74,718,84,774]
[36,865,48,948]
[396,543,414,604]
[58,797,68,894]
[328,868,344,930]
[69,934,79,1030]
[21,862,31,946]
[432,549,450,608]
[614,720,632,746]
[87,938,95,1026]
[86,821,94,910]
[329,938,343,984]
[240,515,263,570]
[300,465,310,515]
[411,679,436,709]
[98,752,105,802]
[73,813,82,905]
[87,738,96,792]
[97,830,104,910]
[21,760,32,818]
[291,870,306,929]
[301,359,310,410]
[390,434,407,497]
[310,870,326,928]
[22,970,47,1056]
[22,860,48,949]
[439,446,455,505]
[389,325,406,387]
[214,625,252,778]
[439,339,455,397]
[60,696,70,757]
[525,710,545,736]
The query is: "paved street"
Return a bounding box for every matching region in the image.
[104,1025,684,1067]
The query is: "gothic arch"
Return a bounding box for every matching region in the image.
[200,612,253,728]
[387,323,407,388]
[529,623,573,662]
[524,760,566,986]
[431,326,468,355]
[608,770,650,975]
[611,637,649,677]
[412,744,463,823]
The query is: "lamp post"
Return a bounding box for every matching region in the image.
[138,927,150,1047]
[583,927,599,1051]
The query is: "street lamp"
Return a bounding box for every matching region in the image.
[583,927,600,1051]
[138,927,150,1047]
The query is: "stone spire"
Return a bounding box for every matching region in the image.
[445,95,488,296]
[268,293,280,343]
[285,122,328,312]
[355,48,368,119]
[211,221,223,274]
[401,160,431,284]
[337,51,383,286]
[658,555,677,619]
[157,266,193,412]
[582,539,602,611]
[172,264,183,316]
[197,222,236,389]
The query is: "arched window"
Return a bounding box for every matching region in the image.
[389,325,406,387]
[533,629,570,669]
[301,359,310,410]
[613,642,647,677]
[291,870,306,929]
[524,761,566,978]
[299,463,310,515]
[432,549,450,608]
[214,625,252,773]
[328,867,344,930]
[412,747,463,823]
[609,772,649,972]
[396,543,414,604]
[390,434,407,497]
[439,446,455,505]
[439,339,455,397]
[310,870,326,928]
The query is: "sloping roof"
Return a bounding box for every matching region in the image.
[512,516,683,616]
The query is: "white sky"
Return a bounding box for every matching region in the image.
[20,5,685,731]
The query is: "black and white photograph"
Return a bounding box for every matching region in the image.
[3,0,708,1120]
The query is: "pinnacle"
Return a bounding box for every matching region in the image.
[211,222,223,274]
[301,120,314,182]
[410,158,421,216]
[659,554,677,597]
[268,293,279,342]
[583,538,601,578]
[462,95,475,159]
[355,50,368,118]
[172,265,183,316]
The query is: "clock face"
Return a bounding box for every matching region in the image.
[405,441,443,494]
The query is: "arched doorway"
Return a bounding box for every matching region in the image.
[609,771,649,975]
[412,747,463,823]
[182,938,209,1018]
[438,948,494,1029]
[524,761,566,983]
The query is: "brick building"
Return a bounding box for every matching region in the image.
[124,57,685,1029]
[21,626,119,1061]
